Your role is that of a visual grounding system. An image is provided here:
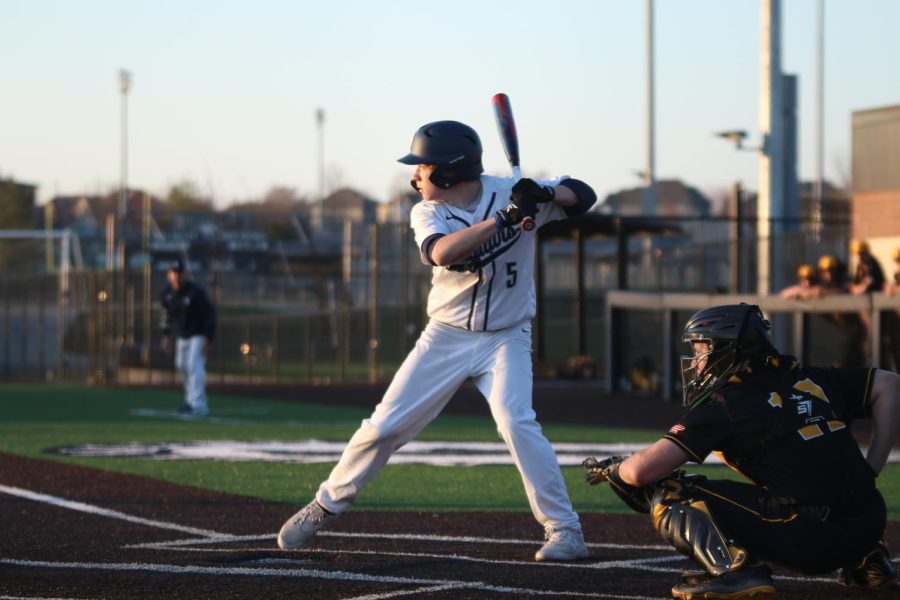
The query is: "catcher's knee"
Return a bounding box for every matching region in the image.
[650,477,748,576]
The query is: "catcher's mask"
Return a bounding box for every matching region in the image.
[680,304,773,406]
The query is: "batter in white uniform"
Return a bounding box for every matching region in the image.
[278,120,597,561]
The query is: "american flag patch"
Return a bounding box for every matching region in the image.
[669,424,686,435]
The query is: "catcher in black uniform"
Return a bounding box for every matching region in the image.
[585,304,900,599]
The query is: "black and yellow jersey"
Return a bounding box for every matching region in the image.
[664,355,877,516]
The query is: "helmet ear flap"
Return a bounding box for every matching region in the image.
[398,121,484,188]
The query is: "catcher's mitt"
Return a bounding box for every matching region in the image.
[582,455,653,514]
[583,456,626,486]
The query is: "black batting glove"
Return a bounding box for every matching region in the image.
[512,178,555,204]
[494,201,539,230]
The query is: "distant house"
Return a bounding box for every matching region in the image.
[597,180,711,218]
[376,191,419,224]
[48,191,164,237]
[321,188,379,224]
[0,178,37,228]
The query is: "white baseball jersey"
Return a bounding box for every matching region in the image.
[314,173,585,535]
[411,174,568,331]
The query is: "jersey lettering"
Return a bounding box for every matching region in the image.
[793,378,829,402]
[785,377,844,442]
[506,262,517,288]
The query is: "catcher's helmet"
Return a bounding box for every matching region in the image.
[398,120,484,189]
[680,304,773,406]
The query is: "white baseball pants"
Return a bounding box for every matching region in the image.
[175,335,208,413]
[315,320,581,533]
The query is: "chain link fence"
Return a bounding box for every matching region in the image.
[1,218,880,388]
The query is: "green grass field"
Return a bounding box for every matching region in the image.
[2,384,898,518]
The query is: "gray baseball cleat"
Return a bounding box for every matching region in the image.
[277,500,338,550]
[534,527,590,561]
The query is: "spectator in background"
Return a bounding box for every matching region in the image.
[816,254,849,296]
[816,254,867,367]
[848,241,886,367]
[889,248,900,293]
[884,248,900,371]
[160,258,216,416]
[779,263,819,299]
[850,239,886,295]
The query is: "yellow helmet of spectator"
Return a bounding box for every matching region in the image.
[851,239,869,254]
[797,264,815,279]
[818,254,839,272]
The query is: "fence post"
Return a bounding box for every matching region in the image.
[38,276,45,380]
[304,316,312,381]
[368,223,378,383]
[273,315,280,384]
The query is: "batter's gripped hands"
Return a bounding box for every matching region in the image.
[160,336,172,357]
[583,455,627,485]
[511,178,556,205]
[494,179,555,231]
[494,201,535,229]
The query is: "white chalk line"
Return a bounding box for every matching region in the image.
[0,483,863,593]
[0,484,230,540]
[127,533,849,586]
[0,482,664,598]
[126,530,671,552]
[339,585,473,600]
[0,596,90,600]
[0,558,654,599]
[277,547,686,571]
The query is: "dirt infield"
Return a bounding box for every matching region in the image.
[1,452,897,599]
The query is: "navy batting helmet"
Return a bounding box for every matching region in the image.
[398,120,484,189]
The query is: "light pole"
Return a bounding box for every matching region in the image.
[643,0,656,216]
[315,107,326,230]
[118,69,131,270]
[813,0,825,239]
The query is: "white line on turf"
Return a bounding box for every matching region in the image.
[0,484,231,540]
[126,531,671,551]
[0,558,656,599]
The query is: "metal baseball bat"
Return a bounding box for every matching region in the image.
[491,93,534,231]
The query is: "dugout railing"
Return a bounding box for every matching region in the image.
[605,291,900,401]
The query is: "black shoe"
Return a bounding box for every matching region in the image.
[672,564,774,599]
[177,404,194,415]
[679,570,712,586]
[839,541,898,590]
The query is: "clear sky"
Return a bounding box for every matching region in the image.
[2,0,899,208]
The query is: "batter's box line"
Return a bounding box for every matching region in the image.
[126,531,672,552]
[0,483,233,541]
[0,558,657,600]
[133,537,861,588]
